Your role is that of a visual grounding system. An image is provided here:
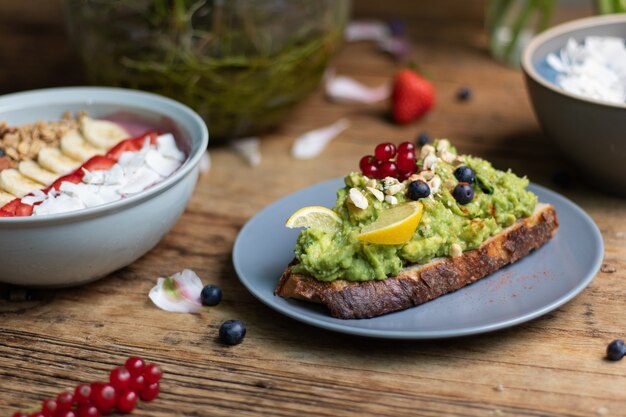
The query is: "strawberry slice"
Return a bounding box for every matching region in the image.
[48,171,85,193]
[15,203,33,217]
[391,69,435,124]
[106,132,158,161]
[0,198,20,215]
[81,155,117,172]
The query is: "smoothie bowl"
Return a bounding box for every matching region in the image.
[0,87,208,287]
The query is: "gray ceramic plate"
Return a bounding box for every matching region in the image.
[233,179,603,339]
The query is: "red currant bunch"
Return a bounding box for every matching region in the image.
[12,357,162,417]
[359,141,417,181]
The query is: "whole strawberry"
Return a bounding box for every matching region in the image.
[391,69,435,124]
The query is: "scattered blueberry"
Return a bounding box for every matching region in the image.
[453,166,476,184]
[457,86,472,101]
[200,284,222,306]
[219,320,246,345]
[606,339,626,361]
[453,183,474,205]
[0,148,5,157]
[416,132,430,146]
[407,180,430,200]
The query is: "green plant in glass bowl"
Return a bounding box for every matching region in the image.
[67,0,349,142]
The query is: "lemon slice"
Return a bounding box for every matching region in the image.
[356,202,423,245]
[285,206,342,232]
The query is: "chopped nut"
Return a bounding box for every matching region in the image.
[450,243,462,257]
[601,263,617,273]
[385,182,404,196]
[385,195,398,205]
[420,144,435,159]
[423,154,438,171]
[367,186,384,202]
[421,170,435,181]
[428,175,442,194]
[437,149,457,164]
[436,139,450,152]
[349,188,368,210]
[365,178,377,189]
[383,176,399,188]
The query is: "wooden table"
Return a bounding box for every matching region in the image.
[2,1,625,416]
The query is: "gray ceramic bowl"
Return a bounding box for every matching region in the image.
[0,87,208,287]
[522,14,626,193]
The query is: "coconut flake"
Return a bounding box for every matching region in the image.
[291,119,350,160]
[547,36,626,104]
[148,269,204,313]
[325,70,390,104]
[231,137,261,167]
[21,189,47,206]
[157,133,185,161]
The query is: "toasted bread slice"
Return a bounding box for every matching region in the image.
[276,203,558,319]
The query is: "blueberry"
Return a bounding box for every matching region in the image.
[453,166,476,184]
[416,132,430,146]
[0,148,4,157]
[407,180,430,200]
[457,86,472,101]
[200,284,222,306]
[606,339,626,361]
[453,183,474,205]
[219,320,246,345]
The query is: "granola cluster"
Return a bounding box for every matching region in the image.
[0,112,78,170]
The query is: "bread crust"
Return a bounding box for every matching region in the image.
[275,204,558,319]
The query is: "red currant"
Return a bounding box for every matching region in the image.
[398,170,413,181]
[41,399,58,417]
[378,161,398,179]
[396,151,416,172]
[144,364,162,384]
[124,357,145,377]
[374,143,396,162]
[76,404,100,417]
[361,159,380,178]
[130,374,146,393]
[56,392,74,411]
[57,411,77,417]
[139,382,160,402]
[359,155,375,172]
[116,391,138,414]
[397,141,415,154]
[90,383,117,415]
[109,367,131,393]
[74,384,92,405]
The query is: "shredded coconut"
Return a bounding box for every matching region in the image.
[546,36,626,104]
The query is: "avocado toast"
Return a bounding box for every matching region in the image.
[275,139,558,319]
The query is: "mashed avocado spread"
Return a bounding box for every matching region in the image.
[292,140,537,282]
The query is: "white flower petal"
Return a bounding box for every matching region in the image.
[200,151,211,173]
[148,269,204,314]
[291,119,350,160]
[345,20,390,42]
[230,137,261,167]
[326,73,390,104]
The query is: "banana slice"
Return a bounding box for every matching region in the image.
[61,129,104,162]
[0,189,16,207]
[38,147,81,175]
[80,116,128,149]
[0,169,43,197]
[19,160,58,186]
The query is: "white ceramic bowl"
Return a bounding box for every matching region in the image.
[522,14,626,194]
[0,87,208,287]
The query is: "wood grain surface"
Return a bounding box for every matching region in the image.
[1,1,624,416]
